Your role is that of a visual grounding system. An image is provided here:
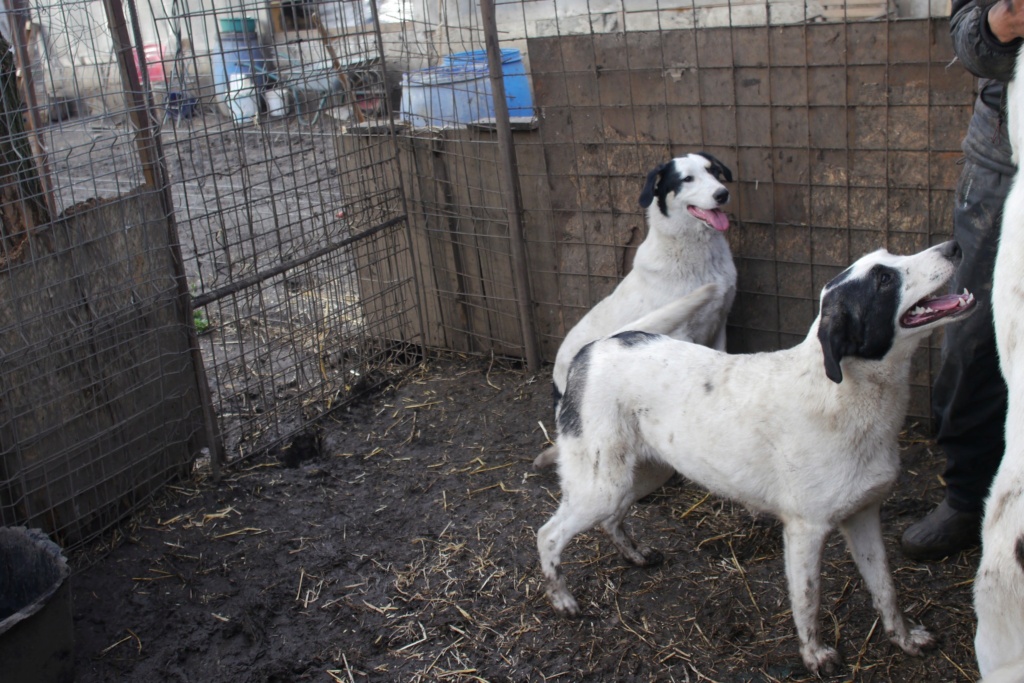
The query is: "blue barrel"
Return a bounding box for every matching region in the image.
[443,48,533,117]
[400,62,494,127]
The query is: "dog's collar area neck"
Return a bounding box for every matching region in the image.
[900,288,976,328]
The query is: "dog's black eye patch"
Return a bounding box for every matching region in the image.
[611,330,660,347]
[871,265,898,288]
[817,269,901,381]
[696,152,733,183]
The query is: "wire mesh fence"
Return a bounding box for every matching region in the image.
[380,1,970,423]
[0,0,207,547]
[142,0,421,464]
[0,0,973,547]
[0,0,421,545]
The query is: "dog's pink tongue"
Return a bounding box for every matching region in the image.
[688,206,730,232]
[901,293,970,327]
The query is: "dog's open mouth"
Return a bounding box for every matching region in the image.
[687,206,730,232]
[900,289,976,328]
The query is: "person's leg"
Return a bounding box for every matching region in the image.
[902,158,1010,561]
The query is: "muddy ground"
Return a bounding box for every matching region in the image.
[71,353,982,682]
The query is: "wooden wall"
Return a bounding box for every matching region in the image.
[346,17,975,421]
[0,189,205,544]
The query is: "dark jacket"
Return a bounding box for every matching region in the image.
[951,0,1022,174]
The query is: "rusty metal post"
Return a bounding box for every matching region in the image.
[102,0,224,478]
[478,0,540,372]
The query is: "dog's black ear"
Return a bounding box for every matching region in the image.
[697,152,733,183]
[639,163,669,208]
[817,296,856,384]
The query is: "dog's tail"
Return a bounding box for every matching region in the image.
[533,443,558,469]
[612,283,726,345]
[536,383,563,470]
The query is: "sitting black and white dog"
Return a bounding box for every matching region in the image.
[537,153,736,469]
[537,241,976,674]
[551,153,735,402]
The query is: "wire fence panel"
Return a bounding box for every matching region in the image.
[381,1,970,424]
[146,0,420,463]
[1,0,420,544]
[0,0,209,547]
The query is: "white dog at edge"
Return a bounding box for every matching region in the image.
[537,241,977,674]
[973,49,1024,683]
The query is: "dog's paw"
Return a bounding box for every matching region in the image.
[801,644,841,676]
[639,546,664,567]
[546,588,580,617]
[892,623,936,655]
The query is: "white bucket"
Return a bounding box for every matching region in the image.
[225,73,257,123]
[263,88,289,117]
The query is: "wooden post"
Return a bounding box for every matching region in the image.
[478,0,540,372]
[310,11,366,124]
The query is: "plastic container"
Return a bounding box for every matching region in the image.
[263,88,289,117]
[214,31,269,88]
[163,91,198,120]
[225,73,258,123]
[443,48,533,117]
[219,17,257,33]
[0,527,73,683]
[133,43,166,84]
[211,26,269,121]
[400,61,493,127]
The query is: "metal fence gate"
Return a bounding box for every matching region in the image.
[153,0,421,464]
[0,0,423,545]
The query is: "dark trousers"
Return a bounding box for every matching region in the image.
[932,157,1010,513]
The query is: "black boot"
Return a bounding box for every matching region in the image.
[901,498,982,562]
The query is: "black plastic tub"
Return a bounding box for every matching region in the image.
[0,527,74,683]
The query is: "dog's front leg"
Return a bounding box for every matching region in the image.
[783,520,838,674]
[839,503,935,656]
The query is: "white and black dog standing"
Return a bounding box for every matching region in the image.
[551,153,736,402]
[973,46,1024,683]
[537,153,737,469]
[537,242,976,674]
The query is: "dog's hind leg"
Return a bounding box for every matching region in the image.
[598,461,675,565]
[538,440,640,615]
[839,503,935,655]
[537,487,626,616]
[537,503,594,616]
[782,519,838,674]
